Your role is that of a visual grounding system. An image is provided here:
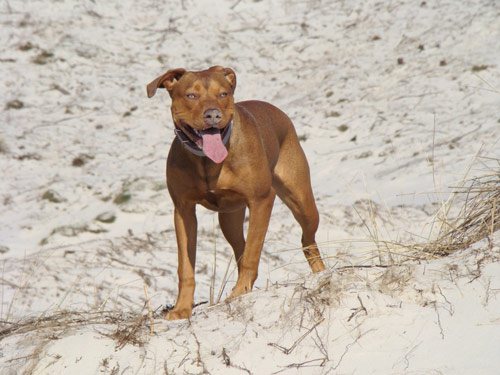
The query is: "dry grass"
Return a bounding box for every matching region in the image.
[0,310,150,348]
[1,160,498,352]
[422,165,500,256]
[339,159,500,262]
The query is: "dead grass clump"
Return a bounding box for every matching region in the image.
[0,310,149,349]
[327,159,500,266]
[426,168,500,256]
[100,315,148,349]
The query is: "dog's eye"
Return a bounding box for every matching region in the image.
[219,92,228,99]
[186,93,197,100]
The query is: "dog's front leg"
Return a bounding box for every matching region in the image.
[166,204,197,320]
[228,190,276,299]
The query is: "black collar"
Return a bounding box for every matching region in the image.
[174,121,233,157]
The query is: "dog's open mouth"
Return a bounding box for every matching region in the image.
[176,121,230,164]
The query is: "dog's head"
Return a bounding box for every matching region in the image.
[147,67,236,163]
[147,66,236,130]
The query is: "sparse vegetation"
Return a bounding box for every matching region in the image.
[33,50,54,65]
[0,138,8,153]
[42,189,66,203]
[471,64,488,72]
[18,41,35,51]
[424,169,500,256]
[71,154,94,167]
[298,133,309,142]
[0,310,148,349]
[356,151,373,159]
[40,224,108,245]
[326,111,341,118]
[5,99,24,110]
[96,211,116,223]
[113,192,131,205]
[3,164,498,354]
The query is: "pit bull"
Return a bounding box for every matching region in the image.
[147,66,326,320]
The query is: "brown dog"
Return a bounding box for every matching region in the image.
[147,66,326,320]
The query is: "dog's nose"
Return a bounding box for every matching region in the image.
[203,109,222,126]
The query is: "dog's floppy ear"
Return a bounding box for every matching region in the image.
[209,66,236,92]
[146,68,186,98]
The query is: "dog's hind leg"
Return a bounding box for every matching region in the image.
[273,138,326,273]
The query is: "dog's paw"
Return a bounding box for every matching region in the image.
[311,260,326,273]
[226,284,251,300]
[165,309,191,321]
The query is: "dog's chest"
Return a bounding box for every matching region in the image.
[198,188,246,213]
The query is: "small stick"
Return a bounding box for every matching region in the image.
[269,318,325,355]
[144,285,154,334]
[210,215,217,306]
[490,199,496,249]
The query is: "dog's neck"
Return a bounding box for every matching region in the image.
[174,121,232,157]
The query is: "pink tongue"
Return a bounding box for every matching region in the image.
[202,131,228,163]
